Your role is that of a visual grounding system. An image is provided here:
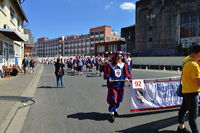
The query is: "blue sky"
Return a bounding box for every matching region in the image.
[22,0,137,40]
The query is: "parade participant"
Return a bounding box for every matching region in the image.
[99,54,105,76]
[55,58,65,88]
[95,54,101,75]
[86,57,92,72]
[69,58,73,70]
[77,56,84,75]
[125,53,133,77]
[104,51,130,123]
[91,56,95,70]
[73,56,79,72]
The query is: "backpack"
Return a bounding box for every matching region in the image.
[78,60,83,66]
[57,67,63,76]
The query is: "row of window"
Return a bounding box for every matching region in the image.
[65,45,89,49]
[96,45,117,53]
[181,13,200,24]
[90,30,105,35]
[65,39,90,44]
[90,37,104,41]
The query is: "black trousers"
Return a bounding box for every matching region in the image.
[178,92,199,133]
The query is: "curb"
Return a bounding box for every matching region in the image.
[133,69,181,74]
[0,65,44,133]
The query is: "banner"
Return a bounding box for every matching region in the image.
[130,79,200,112]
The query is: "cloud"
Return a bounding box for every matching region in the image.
[120,2,135,11]
[105,2,114,10]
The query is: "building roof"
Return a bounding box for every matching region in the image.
[121,25,135,29]
[14,0,28,22]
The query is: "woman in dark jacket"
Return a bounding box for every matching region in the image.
[55,58,65,88]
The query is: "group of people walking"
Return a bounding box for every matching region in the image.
[53,46,200,133]
[22,57,36,75]
[54,52,133,123]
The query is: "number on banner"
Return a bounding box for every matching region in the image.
[132,80,145,89]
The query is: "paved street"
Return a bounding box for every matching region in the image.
[20,64,199,133]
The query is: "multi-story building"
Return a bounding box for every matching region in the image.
[64,35,90,56]
[135,0,200,56]
[36,37,64,57]
[0,0,29,71]
[90,26,121,55]
[36,25,121,57]
[121,25,135,55]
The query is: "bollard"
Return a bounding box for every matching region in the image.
[146,66,148,70]
[163,67,166,71]
[177,67,180,72]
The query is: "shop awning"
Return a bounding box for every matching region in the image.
[0,28,25,42]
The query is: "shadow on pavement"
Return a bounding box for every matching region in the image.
[37,86,57,89]
[102,84,107,87]
[119,108,179,118]
[86,74,101,77]
[67,112,109,121]
[116,116,178,133]
[0,96,34,103]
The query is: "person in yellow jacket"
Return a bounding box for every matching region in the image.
[177,45,200,133]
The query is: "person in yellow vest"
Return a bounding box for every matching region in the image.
[177,45,200,133]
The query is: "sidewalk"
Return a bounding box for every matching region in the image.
[0,65,44,132]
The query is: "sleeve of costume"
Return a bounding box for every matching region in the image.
[104,64,111,80]
[124,64,131,79]
[130,60,133,68]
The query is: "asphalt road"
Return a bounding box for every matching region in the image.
[21,65,199,133]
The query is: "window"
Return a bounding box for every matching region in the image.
[106,36,110,41]
[108,45,117,52]
[91,43,94,47]
[100,30,105,34]
[97,46,105,53]
[149,38,153,42]
[10,7,15,20]
[90,38,94,41]
[95,37,99,41]
[95,31,99,35]
[149,26,153,31]
[100,37,104,41]
[90,32,95,35]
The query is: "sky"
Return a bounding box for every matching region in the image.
[22,0,138,40]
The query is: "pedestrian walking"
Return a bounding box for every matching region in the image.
[177,45,200,133]
[55,58,65,88]
[104,51,130,123]
[30,58,35,73]
[22,57,28,75]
